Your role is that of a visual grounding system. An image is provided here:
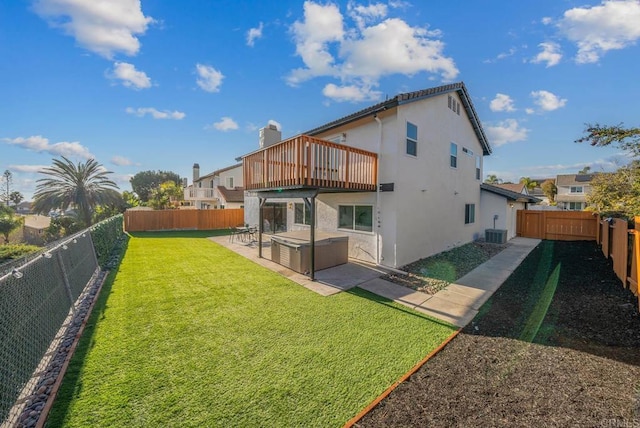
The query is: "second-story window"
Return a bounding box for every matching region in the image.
[476,156,481,180]
[226,177,234,188]
[406,122,417,156]
[450,143,458,168]
[570,186,583,193]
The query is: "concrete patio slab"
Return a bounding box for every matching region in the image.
[209,233,541,329]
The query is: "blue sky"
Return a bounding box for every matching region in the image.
[2,0,640,200]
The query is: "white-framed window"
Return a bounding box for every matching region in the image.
[226,177,234,189]
[450,143,458,168]
[570,186,583,193]
[338,205,373,232]
[294,202,311,225]
[406,122,417,156]
[465,203,475,224]
[569,202,584,210]
[475,156,481,180]
[462,147,473,156]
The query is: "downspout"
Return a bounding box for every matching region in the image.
[374,114,383,265]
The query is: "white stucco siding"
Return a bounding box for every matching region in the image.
[480,191,525,240]
[389,93,485,267]
[218,165,243,188]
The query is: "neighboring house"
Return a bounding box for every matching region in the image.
[23,215,51,245]
[492,183,528,195]
[15,201,33,215]
[183,163,245,209]
[555,174,594,211]
[529,178,556,206]
[480,184,540,240]
[243,82,492,270]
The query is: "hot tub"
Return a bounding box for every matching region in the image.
[270,231,348,274]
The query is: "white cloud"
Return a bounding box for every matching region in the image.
[287,1,457,102]
[209,117,239,132]
[247,22,263,47]
[111,156,133,166]
[125,107,185,120]
[32,0,154,59]
[323,83,381,102]
[525,108,535,115]
[541,17,553,25]
[557,0,640,64]
[196,64,224,92]
[489,93,516,112]
[530,90,567,111]
[8,164,49,173]
[485,119,529,147]
[531,42,562,67]
[483,47,517,64]
[109,62,151,89]
[3,135,93,159]
[347,1,388,29]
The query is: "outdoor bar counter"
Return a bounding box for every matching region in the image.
[270,230,348,274]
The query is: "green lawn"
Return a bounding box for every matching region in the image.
[47,231,456,427]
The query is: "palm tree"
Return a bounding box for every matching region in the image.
[33,157,120,226]
[485,174,502,184]
[519,177,538,192]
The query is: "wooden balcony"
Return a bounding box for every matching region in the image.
[243,135,378,192]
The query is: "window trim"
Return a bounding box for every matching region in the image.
[464,203,475,225]
[406,121,418,157]
[570,186,583,193]
[294,202,312,226]
[337,204,374,234]
[450,142,458,168]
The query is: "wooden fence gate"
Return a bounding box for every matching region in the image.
[516,210,599,241]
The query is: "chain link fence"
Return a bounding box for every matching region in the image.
[0,215,124,426]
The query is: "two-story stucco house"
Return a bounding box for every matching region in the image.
[183,163,244,209]
[555,174,594,211]
[242,82,492,272]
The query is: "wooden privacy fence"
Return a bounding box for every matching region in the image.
[124,209,244,232]
[517,210,638,311]
[516,210,599,241]
[598,217,640,311]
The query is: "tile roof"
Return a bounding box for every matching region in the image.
[217,186,245,203]
[480,184,541,203]
[304,81,492,156]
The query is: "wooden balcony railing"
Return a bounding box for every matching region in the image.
[243,135,378,192]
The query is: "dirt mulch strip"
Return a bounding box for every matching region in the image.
[357,240,640,427]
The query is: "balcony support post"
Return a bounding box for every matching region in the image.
[303,196,316,281]
[258,197,266,259]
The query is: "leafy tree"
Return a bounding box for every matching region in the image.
[32,156,121,227]
[148,181,183,210]
[0,205,23,244]
[122,191,140,208]
[576,123,640,155]
[586,162,640,218]
[519,177,538,192]
[130,170,181,202]
[44,215,83,242]
[9,191,24,208]
[577,123,640,217]
[578,166,591,174]
[485,174,503,184]
[540,179,557,204]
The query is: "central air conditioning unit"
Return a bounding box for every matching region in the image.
[485,229,507,244]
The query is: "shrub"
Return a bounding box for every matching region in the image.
[0,243,41,263]
[90,215,125,269]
